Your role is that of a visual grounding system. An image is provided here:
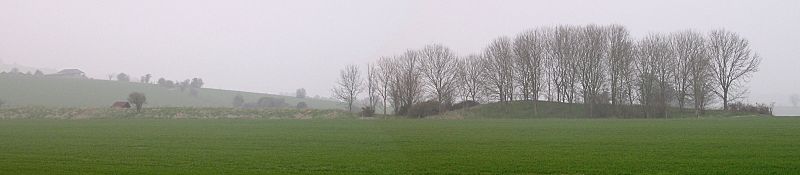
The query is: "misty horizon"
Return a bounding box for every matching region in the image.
[1,0,798,105]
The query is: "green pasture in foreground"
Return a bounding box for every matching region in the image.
[0,118,798,174]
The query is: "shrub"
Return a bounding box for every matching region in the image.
[296,102,308,109]
[296,88,307,98]
[190,78,204,88]
[157,78,175,88]
[728,102,773,115]
[117,73,130,82]
[360,106,375,117]
[396,105,411,116]
[232,95,245,108]
[257,97,289,108]
[407,100,442,118]
[451,100,480,111]
[128,92,147,112]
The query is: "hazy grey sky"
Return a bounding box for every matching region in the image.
[0,0,798,105]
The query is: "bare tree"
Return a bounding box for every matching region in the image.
[606,25,636,116]
[365,63,380,109]
[393,50,425,115]
[339,24,763,119]
[670,30,712,116]
[398,50,423,114]
[547,26,580,103]
[670,31,704,110]
[295,88,307,98]
[540,27,558,102]
[635,34,675,118]
[513,29,547,101]
[690,68,715,117]
[791,94,799,107]
[190,78,204,88]
[483,37,516,102]
[457,54,486,102]
[376,57,395,115]
[707,29,761,110]
[575,25,609,117]
[141,74,152,84]
[333,64,363,112]
[419,44,460,107]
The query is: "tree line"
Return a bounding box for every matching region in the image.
[334,24,763,118]
[0,68,45,76]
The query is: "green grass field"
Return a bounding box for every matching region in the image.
[0,75,343,109]
[1,118,798,174]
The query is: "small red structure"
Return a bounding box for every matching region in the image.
[111,101,131,109]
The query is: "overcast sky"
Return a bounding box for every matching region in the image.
[0,0,798,105]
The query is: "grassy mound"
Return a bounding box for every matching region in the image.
[442,101,766,119]
[0,75,342,109]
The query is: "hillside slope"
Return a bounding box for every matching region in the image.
[0,75,343,109]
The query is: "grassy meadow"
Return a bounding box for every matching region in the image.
[1,118,798,174]
[0,75,342,109]
[0,107,358,120]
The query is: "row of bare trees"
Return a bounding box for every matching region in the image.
[334,24,761,118]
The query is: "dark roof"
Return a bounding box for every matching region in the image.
[57,69,84,74]
[111,101,131,108]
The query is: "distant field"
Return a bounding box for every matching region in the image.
[0,75,343,109]
[0,107,357,119]
[0,118,798,174]
[774,106,800,116]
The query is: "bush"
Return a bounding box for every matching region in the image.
[728,102,773,115]
[296,102,308,109]
[232,95,245,108]
[127,92,146,112]
[257,97,289,108]
[296,88,307,98]
[407,101,442,118]
[451,100,480,111]
[189,88,199,97]
[396,105,411,116]
[117,73,130,82]
[360,106,375,117]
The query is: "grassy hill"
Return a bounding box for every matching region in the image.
[442,101,764,119]
[0,75,343,109]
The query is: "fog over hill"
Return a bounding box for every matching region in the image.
[0,60,58,74]
[0,0,797,106]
